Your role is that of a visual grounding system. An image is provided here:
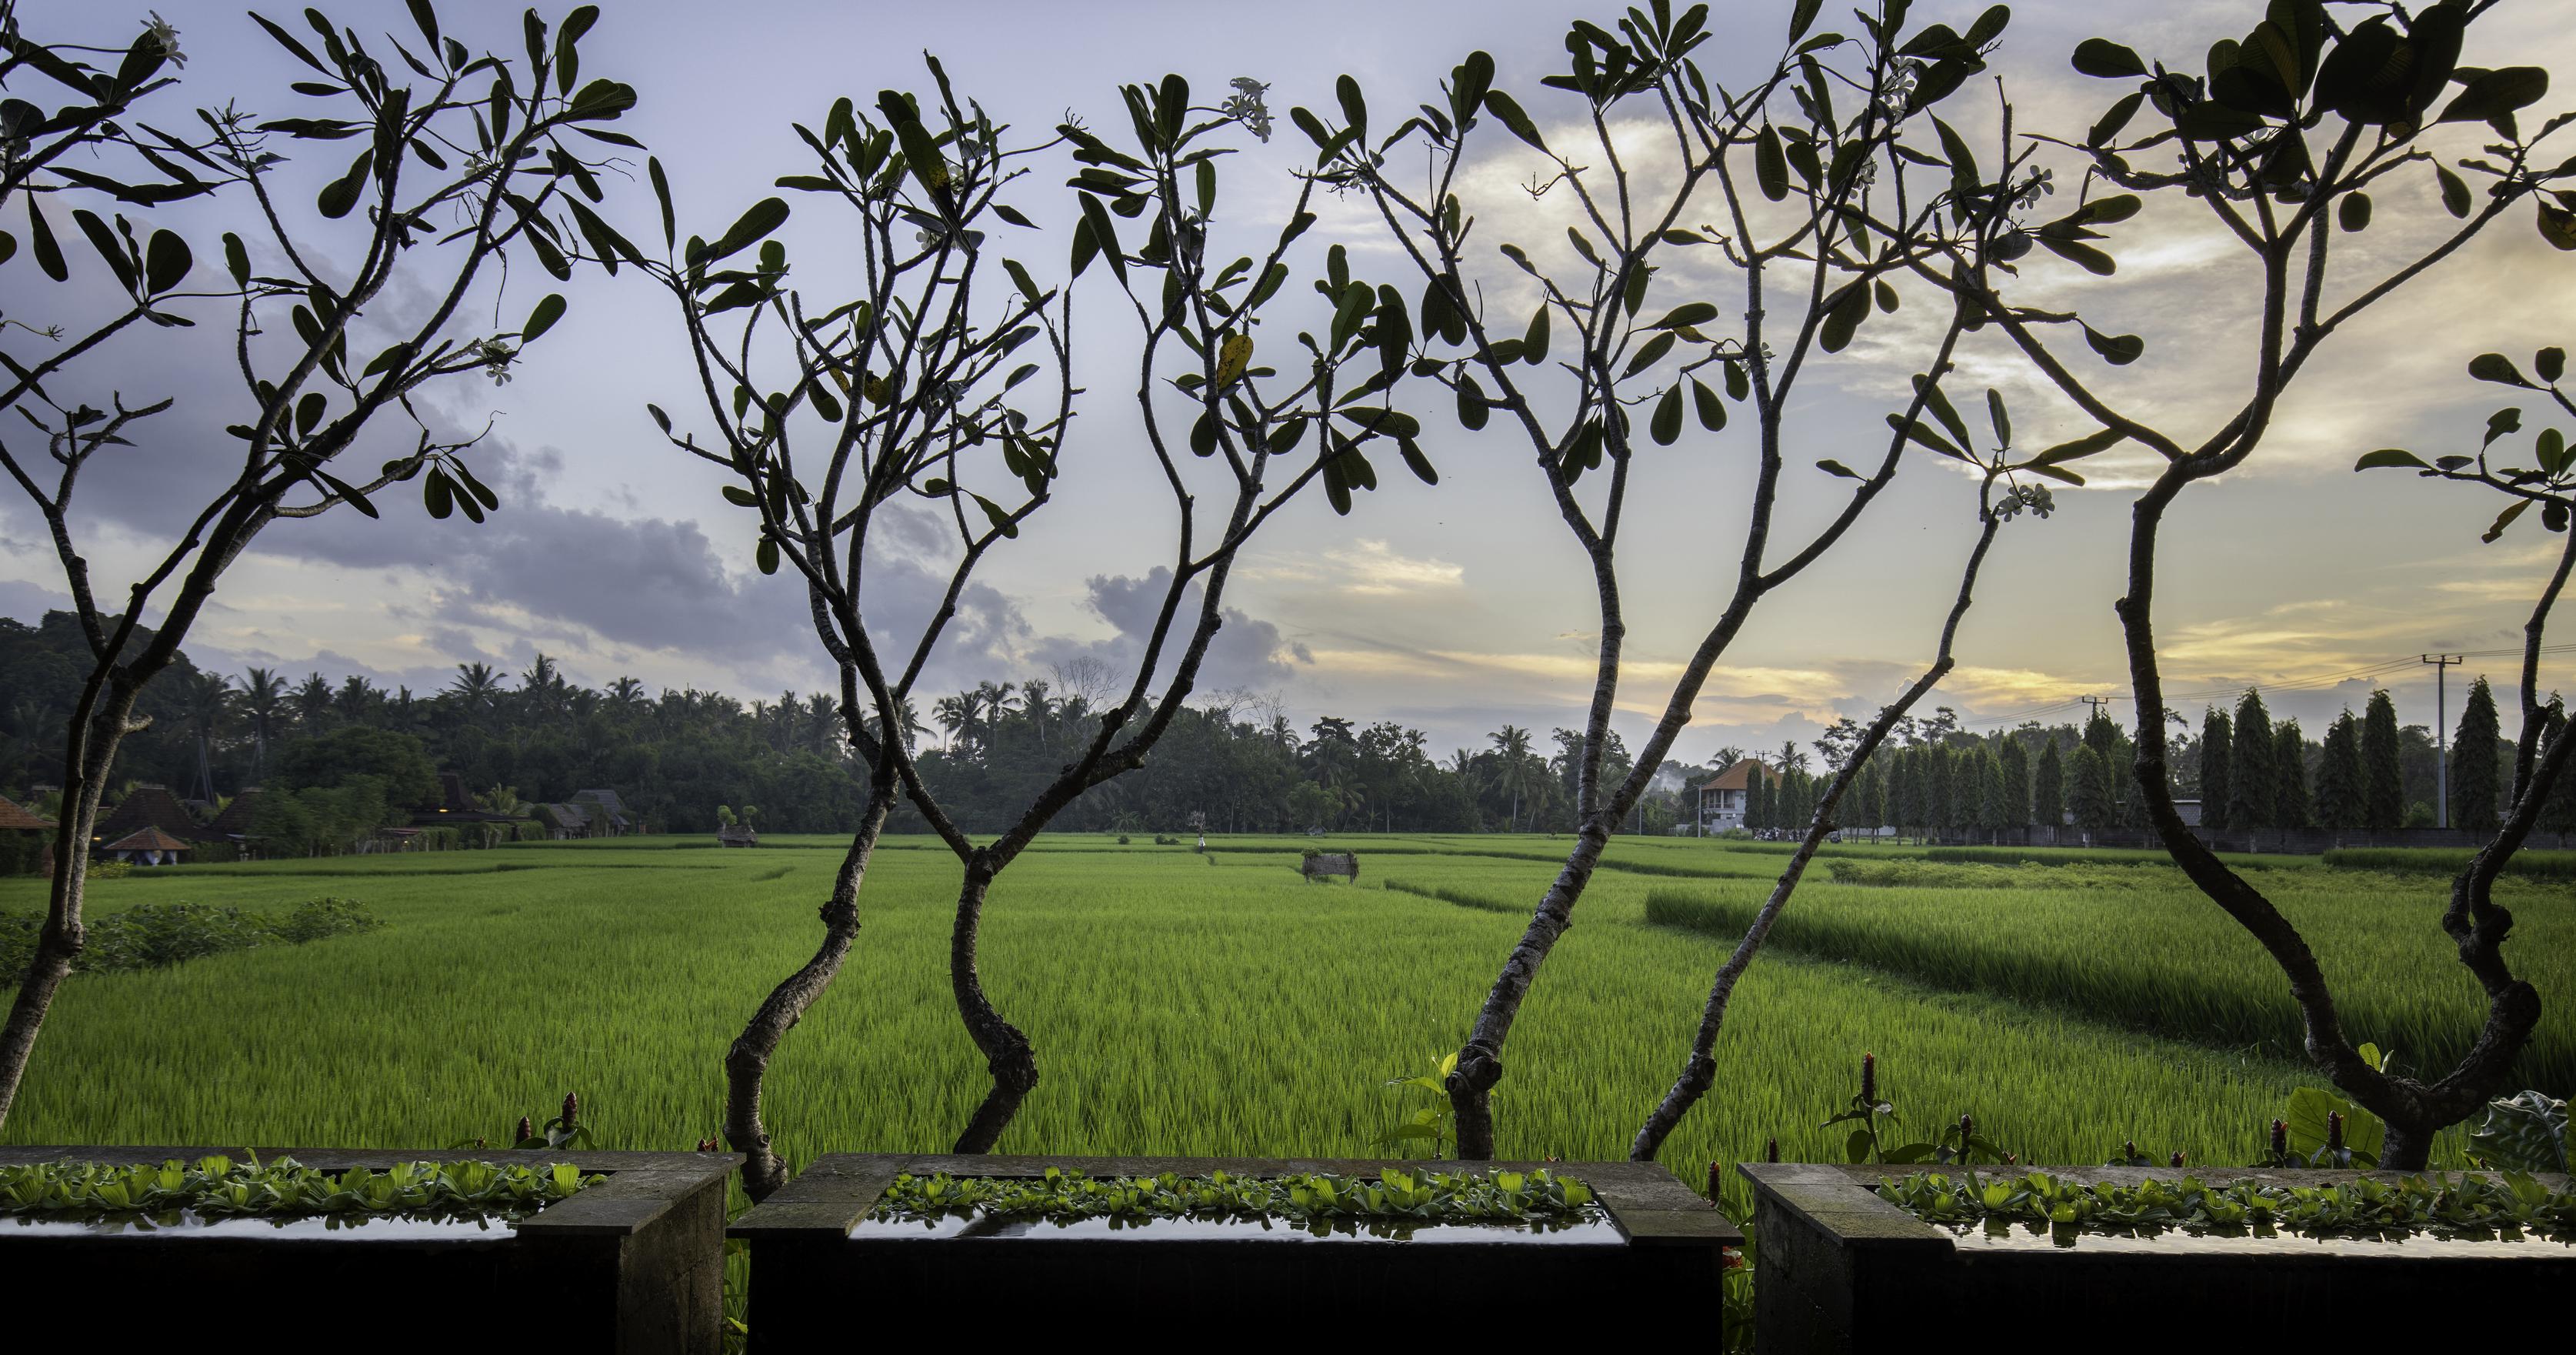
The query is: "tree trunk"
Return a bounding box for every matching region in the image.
[0,683,137,1130]
[723,789,891,1199]
[949,858,1038,1153]
[1447,816,1614,1159]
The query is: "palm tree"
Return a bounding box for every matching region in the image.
[607,676,646,710]
[238,668,287,781]
[1490,724,1536,832]
[178,670,234,803]
[447,662,505,721]
[292,672,335,733]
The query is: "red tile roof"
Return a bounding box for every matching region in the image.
[0,796,54,831]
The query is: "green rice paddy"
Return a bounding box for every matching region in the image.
[1,836,2564,1177]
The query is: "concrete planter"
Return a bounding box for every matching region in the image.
[1741,1162,2574,1351]
[733,1153,1737,1343]
[0,1147,738,1353]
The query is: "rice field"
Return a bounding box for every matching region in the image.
[0,836,2564,1178]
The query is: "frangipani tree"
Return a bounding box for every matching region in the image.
[1318,0,2099,1157]
[0,2,639,1128]
[635,59,1428,1190]
[1948,0,2574,1165]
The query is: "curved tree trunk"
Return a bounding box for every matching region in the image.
[1447,816,1614,1160]
[0,682,138,1130]
[948,859,1038,1153]
[723,789,892,1199]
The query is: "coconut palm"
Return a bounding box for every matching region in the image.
[1489,725,1537,832]
[238,668,287,781]
[447,662,505,721]
[292,672,335,733]
[178,669,234,803]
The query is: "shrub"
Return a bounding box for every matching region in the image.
[2321,848,2576,880]
[0,898,385,980]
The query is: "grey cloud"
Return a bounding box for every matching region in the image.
[1038,567,1311,695]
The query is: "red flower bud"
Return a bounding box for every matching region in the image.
[1765,1136,1781,1164]
[2004,1152,2018,1166]
[1860,1052,1877,1103]
[2170,1151,2185,1169]
[1958,1113,1973,1142]
[2271,1119,2288,1156]
[515,1115,533,1143]
[2326,1111,2344,1153]
[561,1091,579,1133]
[2123,1140,2137,1162]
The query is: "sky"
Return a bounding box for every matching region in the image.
[7,0,2576,766]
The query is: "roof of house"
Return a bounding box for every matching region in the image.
[1691,758,1775,794]
[534,803,588,829]
[206,789,265,837]
[104,826,192,853]
[0,796,55,831]
[571,788,626,816]
[94,784,210,843]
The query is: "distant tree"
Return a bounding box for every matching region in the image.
[2033,740,2066,827]
[2083,709,2118,761]
[2316,711,2366,829]
[2272,719,2311,829]
[1884,755,1911,839]
[2198,706,2233,830]
[2228,689,2276,830]
[1998,736,2030,826]
[2451,676,2502,833]
[2363,689,2405,831]
[1745,764,1769,832]
[2544,702,2576,836]
[2068,744,2115,830]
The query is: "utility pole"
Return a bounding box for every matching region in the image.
[2079,695,2115,723]
[2423,653,2464,828]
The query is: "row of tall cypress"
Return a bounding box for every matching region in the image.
[1739,684,2574,837]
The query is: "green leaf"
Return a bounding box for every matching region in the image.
[1649,302,1718,330]
[24,199,65,282]
[521,293,568,342]
[1985,389,2011,449]
[1755,125,1789,202]
[2024,427,2124,468]
[1788,0,1823,45]
[1522,304,1550,365]
[1077,192,1128,284]
[2484,498,2531,542]
[755,536,781,575]
[1691,378,1725,432]
[1887,413,1965,461]
[648,157,676,249]
[2083,325,2144,365]
[699,198,789,265]
[2435,163,2471,220]
[1816,458,1864,480]
[2039,235,2115,275]
[2352,448,2430,471]
[2072,38,2148,79]
[2471,353,2537,389]
[2338,192,2372,233]
[1483,92,1548,152]
[142,230,192,296]
[222,232,250,288]
[2539,347,2568,385]
[1651,384,1683,446]
[72,210,138,295]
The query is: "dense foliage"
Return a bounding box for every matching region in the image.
[0,1155,599,1225]
[0,898,379,978]
[1878,1170,2575,1240]
[869,1165,1596,1233]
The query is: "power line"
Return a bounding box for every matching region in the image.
[1967,644,2574,733]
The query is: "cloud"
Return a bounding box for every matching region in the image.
[1036,567,1311,694]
